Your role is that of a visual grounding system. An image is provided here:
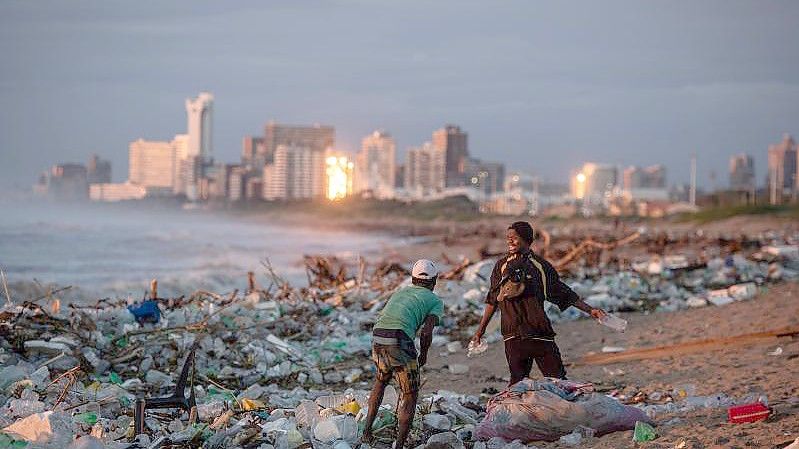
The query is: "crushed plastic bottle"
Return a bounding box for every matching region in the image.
[466,340,488,357]
[632,421,657,442]
[74,411,98,426]
[0,433,28,448]
[597,313,627,332]
[558,431,582,446]
[315,394,353,410]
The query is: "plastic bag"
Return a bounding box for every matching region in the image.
[475,378,652,442]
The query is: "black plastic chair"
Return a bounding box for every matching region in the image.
[133,344,199,437]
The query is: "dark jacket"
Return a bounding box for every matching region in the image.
[484,250,579,339]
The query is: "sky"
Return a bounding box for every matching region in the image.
[2,0,798,190]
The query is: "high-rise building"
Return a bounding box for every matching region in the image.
[572,163,618,202]
[432,125,468,187]
[47,164,88,200]
[242,135,266,170]
[89,182,146,202]
[355,130,396,198]
[87,154,111,184]
[623,165,666,189]
[262,144,326,200]
[405,142,446,197]
[464,158,505,196]
[729,154,755,192]
[643,165,666,188]
[622,166,645,190]
[171,134,191,195]
[129,139,177,191]
[226,165,246,202]
[395,165,405,189]
[199,162,227,200]
[767,134,798,203]
[263,122,334,164]
[185,92,213,162]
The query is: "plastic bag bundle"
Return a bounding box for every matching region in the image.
[475,378,652,442]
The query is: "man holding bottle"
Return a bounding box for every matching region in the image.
[471,221,608,384]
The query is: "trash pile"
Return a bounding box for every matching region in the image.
[442,229,799,330]
[0,228,796,448]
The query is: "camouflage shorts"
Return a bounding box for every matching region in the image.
[372,341,420,394]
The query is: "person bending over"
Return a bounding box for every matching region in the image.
[363,259,444,448]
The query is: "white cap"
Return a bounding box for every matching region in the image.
[411,259,438,280]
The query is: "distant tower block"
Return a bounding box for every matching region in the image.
[185,92,214,162]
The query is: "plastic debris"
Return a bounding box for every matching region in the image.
[2,412,72,446]
[632,421,657,442]
[446,341,462,353]
[126,300,161,324]
[423,413,452,431]
[601,346,626,353]
[597,313,627,332]
[476,379,650,442]
[727,402,770,423]
[0,227,795,449]
[768,347,783,356]
[466,340,488,357]
[448,364,469,375]
[558,431,582,446]
[426,431,465,449]
[312,415,357,444]
[66,435,106,449]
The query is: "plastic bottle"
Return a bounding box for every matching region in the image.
[597,314,627,332]
[466,340,488,357]
[316,394,353,410]
[74,411,99,426]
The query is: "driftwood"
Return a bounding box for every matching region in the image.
[439,258,472,280]
[577,325,799,365]
[303,255,351,290]
[553,231,641,270]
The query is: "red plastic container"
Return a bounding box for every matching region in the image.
[727,402,770,423]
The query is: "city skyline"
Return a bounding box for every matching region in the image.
[2,1,799,192]
[30,99,799,204]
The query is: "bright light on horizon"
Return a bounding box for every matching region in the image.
[573,172,587,200]
[325,154,353,201]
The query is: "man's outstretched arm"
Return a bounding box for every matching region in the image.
[571,297,607,320]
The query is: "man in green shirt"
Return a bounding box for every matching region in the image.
[363,259,444,448]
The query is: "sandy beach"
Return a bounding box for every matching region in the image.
[421,280,799,448]
[3,208,798,449]
[362,213,799,448]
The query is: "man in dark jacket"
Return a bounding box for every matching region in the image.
[470,221,607,384]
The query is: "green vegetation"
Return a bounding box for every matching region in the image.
[228,195,484,222]
[682,203,799,224]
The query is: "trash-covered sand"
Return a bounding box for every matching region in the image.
[1,220,798,449]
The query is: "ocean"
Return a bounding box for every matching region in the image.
[0,202,395,300]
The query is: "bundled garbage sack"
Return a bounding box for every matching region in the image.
[474,378,652,442]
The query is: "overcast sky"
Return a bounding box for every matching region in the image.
[2,0,798,190]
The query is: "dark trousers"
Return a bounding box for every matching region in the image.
[504,337,567,385]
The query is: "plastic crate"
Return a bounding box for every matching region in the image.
[727,402,770,424]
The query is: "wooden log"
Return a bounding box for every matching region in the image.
[576,325,799,366]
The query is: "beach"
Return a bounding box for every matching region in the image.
[2,204,798,448]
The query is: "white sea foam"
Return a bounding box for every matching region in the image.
[0,202,393,300]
